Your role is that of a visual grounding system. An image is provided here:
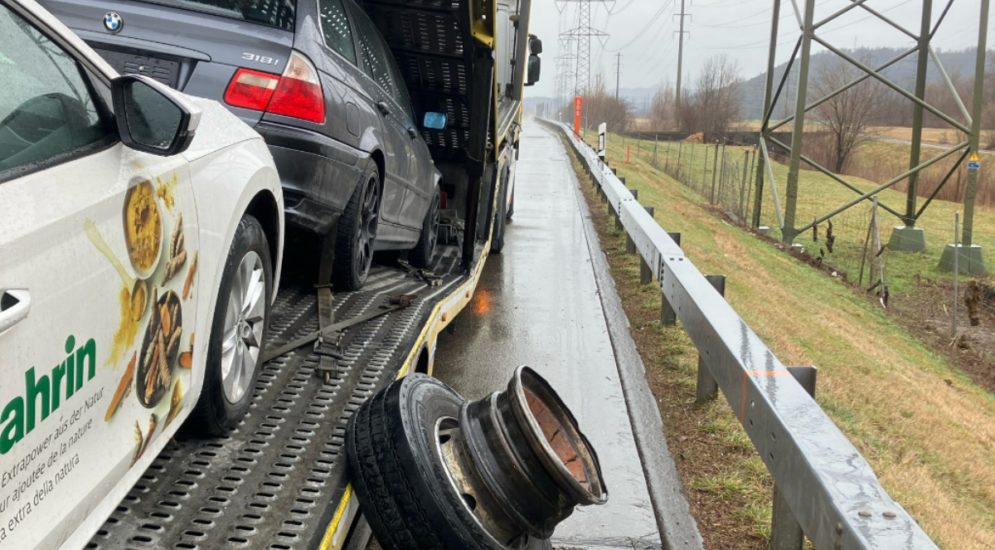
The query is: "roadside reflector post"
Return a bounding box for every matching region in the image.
[660,232,682,325]
[771,365,818,550]
[639,206,656,284]
[695,275,726,403]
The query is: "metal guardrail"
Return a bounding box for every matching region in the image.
[548,120,938,550]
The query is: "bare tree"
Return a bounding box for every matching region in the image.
[583,74,631,132]
[812,58,882,173]
[681,55,742,138]
[649,84,676,131]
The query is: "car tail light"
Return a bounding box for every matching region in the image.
[223,51,325,124]
[224,68,280,111]
[268,51,325,124]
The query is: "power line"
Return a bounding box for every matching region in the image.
[558,0,612,96]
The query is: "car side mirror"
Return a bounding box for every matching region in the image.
[529,35,543,55]
[112,75,199,156]
[423,111,448,130]
[526,55,541,87]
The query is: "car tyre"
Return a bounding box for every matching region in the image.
[409,187,440,268]
[347,375,551,549]
[334,165,381,290]
[188,215,272,436]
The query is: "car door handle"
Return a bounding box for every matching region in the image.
[0,289,31,335]
[376,101,391,116]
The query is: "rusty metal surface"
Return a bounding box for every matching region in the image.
[433,123,669,549]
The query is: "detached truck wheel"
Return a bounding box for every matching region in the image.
[346,369,607,549]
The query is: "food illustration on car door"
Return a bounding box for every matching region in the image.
[86,176,198,464]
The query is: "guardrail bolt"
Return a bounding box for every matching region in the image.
[694,275,726,403]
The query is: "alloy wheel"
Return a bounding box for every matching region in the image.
[220,250,266,404]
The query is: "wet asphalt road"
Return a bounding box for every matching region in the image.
[432,121,661,549]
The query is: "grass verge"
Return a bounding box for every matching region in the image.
[560,130,995,549]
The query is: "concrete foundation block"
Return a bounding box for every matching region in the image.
[888,226,927,252]
[938,244,986,275]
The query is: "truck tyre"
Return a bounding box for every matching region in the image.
[491,168,510,254]
[189,215,272,436]
[334,165,381,290]
[409,187,440,268]
[506,187,515,221]
[347,375,548,549]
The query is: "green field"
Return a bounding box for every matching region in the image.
[603,133,995,295]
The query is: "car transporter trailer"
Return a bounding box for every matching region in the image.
[82,1,536,548]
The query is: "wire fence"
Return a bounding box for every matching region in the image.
[621,138,896,301]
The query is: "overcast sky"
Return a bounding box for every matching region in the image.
[526,0,987,100]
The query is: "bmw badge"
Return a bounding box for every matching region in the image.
[103,12,123,33]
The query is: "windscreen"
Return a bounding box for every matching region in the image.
[139,0,297,31]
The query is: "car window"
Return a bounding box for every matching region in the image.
[319,0,356,64]
[381,40,414,119]
[353,11,398,100]
[0,5,113,180]
[136,0,297,31]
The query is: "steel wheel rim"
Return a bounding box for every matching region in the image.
[433,416,525,549]
[355,177,380,279]
[220,250,266,404]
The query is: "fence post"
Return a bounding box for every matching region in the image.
[718,146,728,208]
[661,232,683,326]
[953,212,960,338]
[740,150,750,221]
[676,141,684,179]
[770,365,818,550]
[640,206,656,284]
[710,141,720,204]
[695,275,726,403]
[702,145,710,192]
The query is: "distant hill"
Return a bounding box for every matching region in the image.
[737,47,980,120]
[525,48,982,122]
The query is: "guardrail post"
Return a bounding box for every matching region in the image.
[640,206,656,284]
[770,365,817,550]
[695,275,726,403]
[661,232,682,325]
[625,189,641,253]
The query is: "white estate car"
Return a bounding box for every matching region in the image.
[0,1,284,548]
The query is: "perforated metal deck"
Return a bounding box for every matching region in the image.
[86,248,465,550]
